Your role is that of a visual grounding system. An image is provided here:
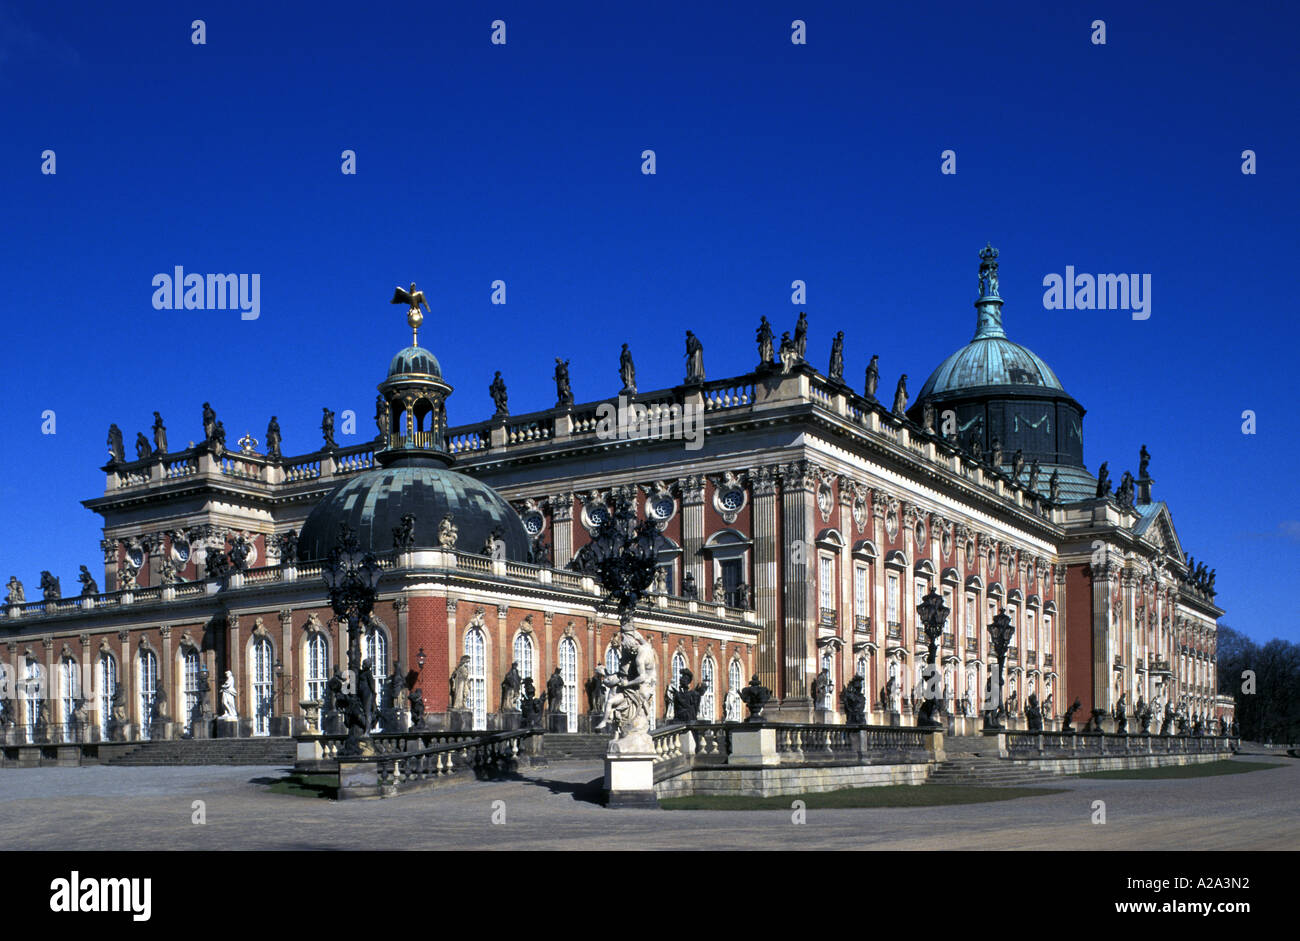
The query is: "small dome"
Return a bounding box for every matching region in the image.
[387,345,442,380]
[917,336,1064,399]
[297,463,530,562]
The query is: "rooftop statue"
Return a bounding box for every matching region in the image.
[1139,444,1151,479]
[968,432,982,460]
[1095,462,1111,497]
[1012,449,1025,481]
[1049,469,1061,502]
[489,371,509,417]
[202,402,217,444]
[864,354,879,400]
[684,330,705,384]
[618,344,636,396]
[438,513,458,549]
[682,571,698,600]
[989,436,1002,468]
[828,330,844,382]
[392,513,416,550]
[77,565,99,596]
[892,374,908,417]
[793,311,808,359]
[210,420,227,457]
[922,400,935,434]
[134,432,152,461]
[107,424,125,465]
[390,282,431,346]
[978,242,1000,297]
[1116,471,1135,508]
[554,358,573,407]
[278,530,298,565]
[265,416,282,459]
[152,412,168,455]
[373,394,387,438]
[778,331,797,374]
[756,316,775,367]
[40,570,61,601]
[321,408,336,450]
[1027,460,1041,492]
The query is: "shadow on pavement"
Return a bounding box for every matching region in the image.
[500,770,606,805]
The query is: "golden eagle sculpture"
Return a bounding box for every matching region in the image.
[391,282,431,345]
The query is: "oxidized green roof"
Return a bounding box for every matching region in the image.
[917,336,1064,398]
[388,345,442,379]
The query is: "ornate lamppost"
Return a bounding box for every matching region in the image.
[320,523,383,753]
[915,587,949,729]
[983,608,1015,731]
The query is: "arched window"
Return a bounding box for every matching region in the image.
[558,637,578,732]
[726,658,744,720]
[604,643,621,678]
[250,636,273,737]
[364,625,390,683]
[305,633,329,704]
[181,648,201,736]
[466,626,487,730]
[819,649,836,710]
[667,651,687,719]
[59,657,79,740]
[97,655,117,739]
[22,659,42,743]
[700,655,716,721]
[138,649,159,741]
[513,632,536,709]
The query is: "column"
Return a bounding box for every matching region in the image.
[117,630,133,737]
[780,461,818,704]
[278,609,294,720]
[159,626,173,734]
[749,465,780,692]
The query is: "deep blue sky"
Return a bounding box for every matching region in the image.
[1,1,1295,643]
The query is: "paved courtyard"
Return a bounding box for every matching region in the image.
[1,757,1295,851]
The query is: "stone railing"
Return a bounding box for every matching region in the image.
[1001,730,1239,759]
[330,729,539,798]
[648,721,936,783]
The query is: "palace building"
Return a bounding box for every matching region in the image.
[0,246,1228,749]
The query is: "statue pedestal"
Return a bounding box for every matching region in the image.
[547,713,569,733]
[498,711,521,731]
[728,726,779,767]
[603,753,658,808]
[214,718,241,738]
[447,709,473,732]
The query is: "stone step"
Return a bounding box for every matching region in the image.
[104,738,296,766]
[542,732,612,760]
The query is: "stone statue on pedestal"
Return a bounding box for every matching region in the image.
[266,416,282,458]
[449,656,471,711]
[891,375,908,417]
[1027,460,1041,492]
[778,332,797,374]
[1114,692,1128,734]
[219,671,237,720]
[75,566,97,596]
[840,675,867,724]
[682,572,698,600]
[409,689,425,728]
[793,311,808,359]
[1049,470,1061,502]
[107,424,125,464]
[684,331,705,384]
[1060,697,1081,733]
[1139,444,1151,479]
[358,660,377,731]
[811,668,831,708]
[1095,462,1111,497]
[1161,702,1176,735]
[152,412,168,455]
[321,408,337,450]
[600,627,659,750]
[40,571,61,601]
[1012,449,1025,481]
[501,662,522,712]
[202,403,217,443]
[519,677,545,729]
[756,316,775,367]
[489,371,509,417]
[1025,693,1043,731]
[392,513,417,551]
[990,437,1003,469]
[666,667,707,724]
[828,331,844,382]
[864,355,880,400]
[554,358,573,407]
[438,514,458,549]
[618,345,636,396]
[546,668,565,714]
[134,432,152,461]
[584,672,604,714]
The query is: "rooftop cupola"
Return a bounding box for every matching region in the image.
[375,282,453,468]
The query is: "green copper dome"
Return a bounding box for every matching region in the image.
[917,336,1064,399]
[388,345,442,379]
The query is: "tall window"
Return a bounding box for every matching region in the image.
[182,648,201,736]
[558,637,578,732]
[668,651,687,719]
[1044,614,1053,656]
[251,637,273,737]
[726,658,744,720]
[513,632,536,710]
[700,656,716,721]
[965,596,977,639]
[364,626,389,681]
[1027,609,1037,654]
[605,643,620,677]
[854,566,868,630]
[1008,606,1018,652]
[97,655,117,739]
[138,650,159,741]
[22,659,42,743]
[719,558,743,606]
[818,555,835,624]
[886,574,899,626]
[60,657,79,740]
[305,634,328,704]
[466,627,487,730]
[819,650,835,710]
[942,587,955,641]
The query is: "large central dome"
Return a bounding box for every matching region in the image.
[917,335,1064,399]
[297,460,530,562]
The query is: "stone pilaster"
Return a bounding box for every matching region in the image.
[749,465,780,692]
[159,626,173,732]
[117,630,132,737]
[679,474,707,596]
[779,460,818,711]
[549,492,574,568]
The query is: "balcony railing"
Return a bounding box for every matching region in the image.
[819,607,837,628]
[854,615,871,634]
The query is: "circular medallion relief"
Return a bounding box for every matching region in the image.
[521,511,545,536]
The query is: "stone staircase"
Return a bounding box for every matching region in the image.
[542,732,612,761]
[104,738,297,767]
[928,736,1072,787]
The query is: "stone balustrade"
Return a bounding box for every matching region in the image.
[1000,730,1239,759]
[330,729,538,798]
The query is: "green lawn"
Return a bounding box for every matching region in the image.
[261,772,338,798]
[1074,760,1286,780]
[660,784,1067,810]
